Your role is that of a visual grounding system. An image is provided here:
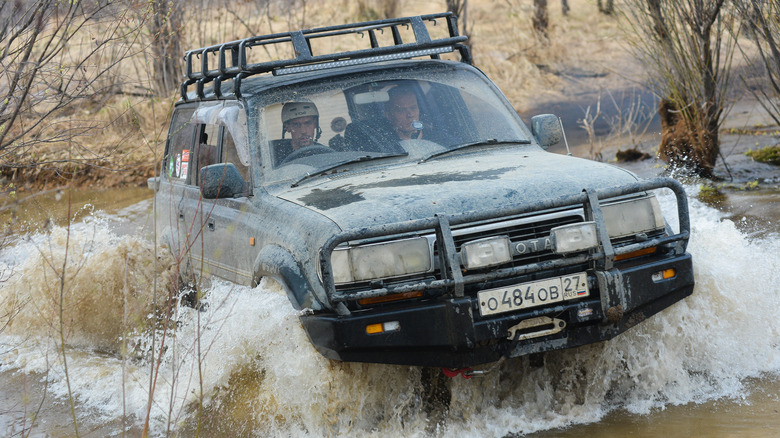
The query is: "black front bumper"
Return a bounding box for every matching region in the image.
[300,253,694,368]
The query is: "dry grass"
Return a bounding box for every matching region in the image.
[469,1,631,108]
[6,0,636,192]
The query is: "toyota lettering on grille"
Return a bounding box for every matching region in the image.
[513,236,553,255]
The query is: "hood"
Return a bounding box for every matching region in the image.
[275,148,639,230]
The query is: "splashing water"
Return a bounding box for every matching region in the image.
[0,187,778,436]
[1,217,176,352]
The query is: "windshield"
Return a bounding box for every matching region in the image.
[254,65,531,185]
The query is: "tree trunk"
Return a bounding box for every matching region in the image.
[447,0,470,46]
[149,0,183,97]
[656,1,725,177]
[533,0,549,39]
[597,0,615,14]
[646,0,669,42]
[658,99,718,178]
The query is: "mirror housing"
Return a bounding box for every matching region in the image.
[200,163,247,199]
[531,114,563,149]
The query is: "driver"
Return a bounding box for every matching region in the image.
[276,101,330,164]
[385,86,424,140]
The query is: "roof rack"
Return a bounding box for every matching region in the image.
[180,12,471,101]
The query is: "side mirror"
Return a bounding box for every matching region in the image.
[200,163,247,199]
[530,114,563,149]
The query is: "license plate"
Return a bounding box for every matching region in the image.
[478,273,589,317]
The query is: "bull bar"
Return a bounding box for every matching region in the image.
[318,177,690,315]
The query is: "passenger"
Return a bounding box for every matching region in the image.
[385,86,424,140]
[276,101,329,164]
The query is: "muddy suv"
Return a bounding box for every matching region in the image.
[149,13,694,368]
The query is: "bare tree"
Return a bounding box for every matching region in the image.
[148,0,183,97]
[0,1,145,176]
[622,0,735,177]
[734,0,780,127]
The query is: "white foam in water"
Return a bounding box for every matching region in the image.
[1,187,779,436]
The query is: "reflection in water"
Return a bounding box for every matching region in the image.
[719,189,780,239]
[0,186,778,436]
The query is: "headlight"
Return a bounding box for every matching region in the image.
[551,222,598,254]
[601,195,665,238]
[461,236,511,269]
[330,237,431,284]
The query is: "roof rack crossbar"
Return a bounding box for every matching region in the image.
[290,31,313,60]
[391,25,403,45]
[409,16,431,43]
[180,13,471,100]
[368,29,379,48]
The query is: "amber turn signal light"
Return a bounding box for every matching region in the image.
[614,246,657,261]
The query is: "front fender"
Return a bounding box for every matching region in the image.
[252,245,324,311]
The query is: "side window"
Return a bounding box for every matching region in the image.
[221,128,251,183]
[164,108,196,183]
[195,123,220,186]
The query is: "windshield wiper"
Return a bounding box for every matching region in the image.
[419,139,531,163]
[291,152,408,188]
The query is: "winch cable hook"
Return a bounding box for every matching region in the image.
[442,367,473,379]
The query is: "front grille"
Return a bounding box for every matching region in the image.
[436,215,584,267]
[335,215,666,295]
[336,215,584,295]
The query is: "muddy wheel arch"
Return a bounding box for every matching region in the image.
[252,245,325,311]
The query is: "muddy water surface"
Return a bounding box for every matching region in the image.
[0,187,154,235]
[0,183,778,437]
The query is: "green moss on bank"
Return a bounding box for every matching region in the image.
[745,145,780,165]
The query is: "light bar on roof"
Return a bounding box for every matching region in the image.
[273,46,454,76]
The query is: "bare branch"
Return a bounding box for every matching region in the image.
[0,1,150,172]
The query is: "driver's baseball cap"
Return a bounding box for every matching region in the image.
[282,101,319,124]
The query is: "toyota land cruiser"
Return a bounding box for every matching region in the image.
[149,13,694,368]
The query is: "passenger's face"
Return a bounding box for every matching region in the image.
[286,115,316,149]
[386,93,420,139]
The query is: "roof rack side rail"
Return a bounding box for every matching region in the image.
[446,13,460,37]
[457,43,472,64]
[180,12,470,101]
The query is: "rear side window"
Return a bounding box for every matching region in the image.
[195,124,220,186]
[164,107,196,182]
[193,123,252,191]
